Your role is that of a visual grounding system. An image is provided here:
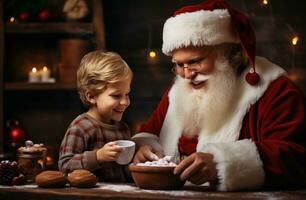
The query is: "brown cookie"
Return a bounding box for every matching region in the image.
[68,169,97,188]
[35,170,67,188]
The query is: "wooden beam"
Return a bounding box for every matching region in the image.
[0,0,4,154]
[5,23,94,34]
[92,0,106,50]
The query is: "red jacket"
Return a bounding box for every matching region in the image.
[135,57,306,191]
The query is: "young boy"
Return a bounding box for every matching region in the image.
[58,51,133,182]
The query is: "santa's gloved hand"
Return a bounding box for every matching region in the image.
[174,152,218,185]
[132,145,163,164]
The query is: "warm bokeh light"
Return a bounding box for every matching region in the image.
[9,17,16,23]
[46,156,54,165]
[43,66,48,72]
[288,73,299,82]
[149,51,157,58]
[32,67,37,73]
[262,0,268,6]
[292,36,299,46]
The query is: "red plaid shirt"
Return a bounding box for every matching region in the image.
[58,113,131,182]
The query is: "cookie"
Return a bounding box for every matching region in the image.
[68,169,97,188]
[35,170,67,188]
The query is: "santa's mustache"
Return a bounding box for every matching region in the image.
[192,74,211,84]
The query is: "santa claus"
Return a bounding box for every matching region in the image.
[132,0,306,191]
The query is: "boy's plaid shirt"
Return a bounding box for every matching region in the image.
[58,113,131,182]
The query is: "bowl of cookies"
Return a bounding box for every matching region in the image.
[129,156,185,190]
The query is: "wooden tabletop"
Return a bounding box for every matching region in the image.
[0,183,306,200]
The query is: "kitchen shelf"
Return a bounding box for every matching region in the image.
[0,0,105,155]
[4,82,76,91]
[5,22,94,34]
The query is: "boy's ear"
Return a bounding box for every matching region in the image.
[85,90,96,104]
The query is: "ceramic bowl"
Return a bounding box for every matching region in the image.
[129,164,185,190]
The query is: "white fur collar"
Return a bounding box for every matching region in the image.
[159,56,286,157]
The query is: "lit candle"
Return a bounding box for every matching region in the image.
[41,66,50,82]
[28,67,40,83]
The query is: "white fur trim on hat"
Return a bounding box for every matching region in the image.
[162,9,239,55]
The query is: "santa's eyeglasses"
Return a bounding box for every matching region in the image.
[171,50,213,74]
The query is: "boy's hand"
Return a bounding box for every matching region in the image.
[133,145,163,164]
[96,142,122,163]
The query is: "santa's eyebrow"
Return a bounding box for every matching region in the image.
[172,56,202,64]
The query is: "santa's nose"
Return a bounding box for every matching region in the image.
[183,68,196,79]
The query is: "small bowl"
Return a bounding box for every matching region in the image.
[129,164,185,190]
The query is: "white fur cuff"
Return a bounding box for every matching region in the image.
[200,139,265,191]
[132,132,163,153]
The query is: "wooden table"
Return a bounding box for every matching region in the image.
[0,183,306,200]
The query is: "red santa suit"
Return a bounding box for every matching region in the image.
[132,57,306,191]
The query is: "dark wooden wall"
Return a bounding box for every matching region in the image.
[0,0,4,154]
[103,0,306,132]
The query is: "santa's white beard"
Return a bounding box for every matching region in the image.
[174,57,237,137]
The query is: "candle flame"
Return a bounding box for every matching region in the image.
[292,36,299,46]
[43,66,48,72]
[32,67,37,73]
[149,51,157,58]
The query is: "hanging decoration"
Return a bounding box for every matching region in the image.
[6,120,26,148]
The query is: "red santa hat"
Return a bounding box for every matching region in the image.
[162,0,260,85]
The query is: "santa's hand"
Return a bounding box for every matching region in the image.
[133,145,163,163]
[174,152,218,185]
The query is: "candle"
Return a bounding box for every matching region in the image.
[41,66,50,82]
[28,67,40,83]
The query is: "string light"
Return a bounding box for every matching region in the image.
[148,51,157,58]
[262,0,268,6]
[9,17,16,23]
[292,36,299,46]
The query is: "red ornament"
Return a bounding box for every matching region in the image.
[10,127,25,141]
[38,9,51,22]
[7,120,26,147]
[19,12,30,22]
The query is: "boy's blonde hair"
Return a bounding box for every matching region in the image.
[77,50,132,106]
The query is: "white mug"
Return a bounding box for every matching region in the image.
[115,140,135,165]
